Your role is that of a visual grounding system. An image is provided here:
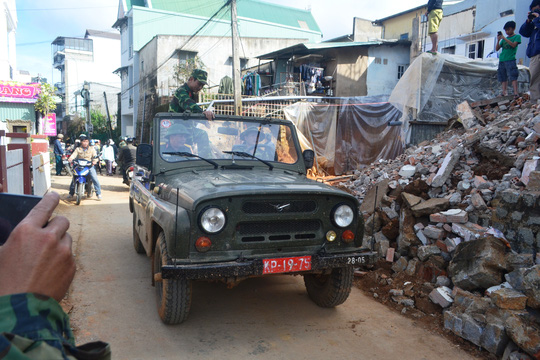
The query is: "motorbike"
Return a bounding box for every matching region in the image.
[61,155,73,177]
[124,163,135,186]
[72,159,94,205]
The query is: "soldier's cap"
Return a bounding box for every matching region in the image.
[166,123,191,138]
[240,125,260,140]
[79,134,88,140]
[191,69,208,85]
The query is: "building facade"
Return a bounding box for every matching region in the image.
[52,30,121,132]
[113,0,323,138]
[0,0,17,81]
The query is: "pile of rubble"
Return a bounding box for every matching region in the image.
[346,96,540,359]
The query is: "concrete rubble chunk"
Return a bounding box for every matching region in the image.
[402,192,423,208]
[398,165,416,178]
[381,206,398,220]
[481,321,509,356]
[456,101,478,130]
[441,209,468,223]
[505,314,540,360]
[431,148,463,188]
[490,288,528,310]
[461,314,484,347]
[522,265,540,309]
[416,230,428,245]
[429,286,454,308]
[391,256,408,273]
[471,192,488,210]
[449,237,508,291]
[528,171,540,190]
[451,222,485,242]
[520,159,539,185]
[360,179,390,213]
[505,269,528,292]
[417,245,441,261]
[423,225,445,240]
[386,247,395,263]
[411,198,450,217]
[486,282,513,296]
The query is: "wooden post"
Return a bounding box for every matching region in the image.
[231,0,242,116]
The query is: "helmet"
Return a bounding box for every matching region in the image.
[90,140,95,146]
[126,137,134,143]
[79,134,88,140]
[166,123,190,138]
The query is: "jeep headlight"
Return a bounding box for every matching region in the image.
[199,207,226,233]
[332,204,354,228]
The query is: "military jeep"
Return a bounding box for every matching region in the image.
[129,112,376,324]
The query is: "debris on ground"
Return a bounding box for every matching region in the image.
[339,95,540,359]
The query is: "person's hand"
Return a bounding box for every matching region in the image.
[203,110,215,121]
[0,191,75,302]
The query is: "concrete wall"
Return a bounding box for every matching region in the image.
[381,8,426,41]
[475,0,515,32]
[333,47,369,97]
[353,18,382,42]
[367,45,410,96]
[0,0,17,80]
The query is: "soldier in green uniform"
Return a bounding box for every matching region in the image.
[0,188,110,359]
[169,69,214,157]
[169,69,214,121]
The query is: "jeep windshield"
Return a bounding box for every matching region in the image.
[158,118,299,165]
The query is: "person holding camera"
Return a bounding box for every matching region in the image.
[520,0,540,101]
[497,21,521,97]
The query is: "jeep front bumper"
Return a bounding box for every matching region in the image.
[161,251,377,280]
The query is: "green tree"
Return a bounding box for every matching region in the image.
[34,83,57,116]
[173,56,206,85]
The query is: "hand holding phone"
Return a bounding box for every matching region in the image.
[0,191,75,302]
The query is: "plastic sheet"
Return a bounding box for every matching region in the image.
[284,96,404,175]
[283,101,337,170]
[389,53,531,143]
[336,96,404,175]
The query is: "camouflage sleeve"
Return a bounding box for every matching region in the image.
[0,293,111,359]
[169,85,203,113]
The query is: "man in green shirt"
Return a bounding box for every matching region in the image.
[169,69,214,121]
[497,21,522,97]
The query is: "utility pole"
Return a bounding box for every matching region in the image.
[231,0,242,116]
[81,82,92,134]
[103,92,113,139]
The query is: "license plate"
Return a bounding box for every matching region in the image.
[345,255,369,265]
[263,256,311,274]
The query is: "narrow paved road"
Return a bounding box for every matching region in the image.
[51,174,477,360]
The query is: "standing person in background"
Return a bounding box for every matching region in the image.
[117,138,137,185]
[497,21,522,97]
[520,0,540,101]
[101,139,115,176]
[426,0,444,54]
[53,134,64,176]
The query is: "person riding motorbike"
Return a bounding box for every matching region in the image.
[68,134,103,201]
[118,137,137,185]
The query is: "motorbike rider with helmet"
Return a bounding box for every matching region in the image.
[118,137,137,185]
[68,134,103,200]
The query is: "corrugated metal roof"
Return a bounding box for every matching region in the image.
[258,40,408,59]
[145,0,321,33]
[0,103,36,122]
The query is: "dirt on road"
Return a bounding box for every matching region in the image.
[51,173,483,360]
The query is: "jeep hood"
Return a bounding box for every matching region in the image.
[161,169,352,206]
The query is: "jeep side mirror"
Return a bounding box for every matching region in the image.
[136,143,153,169]
[303,149,314,169]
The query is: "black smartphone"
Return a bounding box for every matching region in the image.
[0,193,42,245]
[497,31,502,36]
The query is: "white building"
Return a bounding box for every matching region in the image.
[0,0,17,80]
[52,30,121,127]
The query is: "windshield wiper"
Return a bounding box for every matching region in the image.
[222,151,273,170]
[162,152,218,169]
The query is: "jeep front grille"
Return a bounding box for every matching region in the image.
[237,220,320,242]
[242,200,317,214]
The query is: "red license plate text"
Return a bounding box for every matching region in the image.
[263,255,311,274]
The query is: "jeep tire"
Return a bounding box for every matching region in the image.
[154,232,192,324]
[132,213,145,254]
[303,267,354,308]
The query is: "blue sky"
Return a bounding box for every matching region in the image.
[15,0,428,84]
